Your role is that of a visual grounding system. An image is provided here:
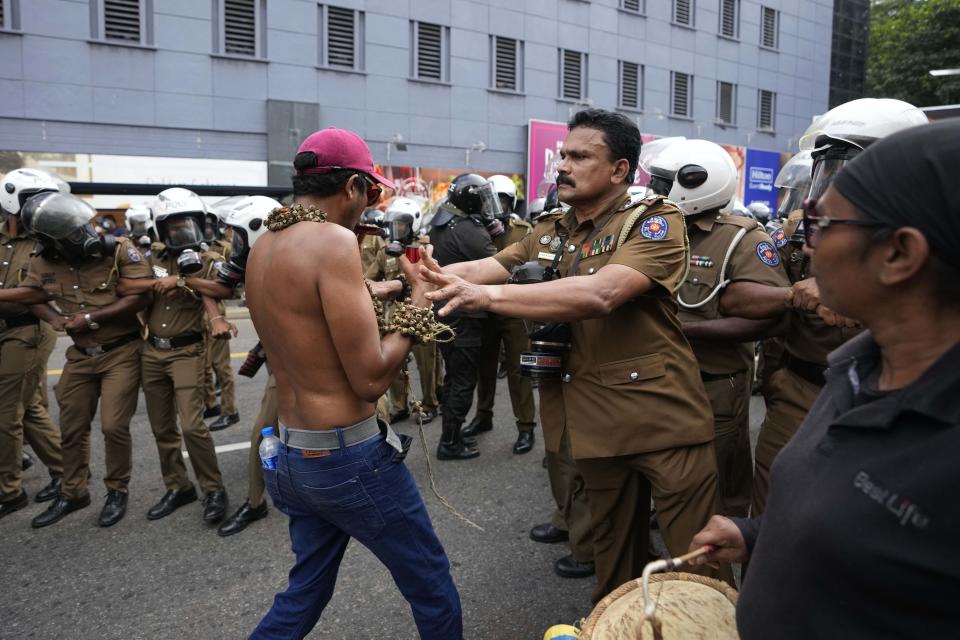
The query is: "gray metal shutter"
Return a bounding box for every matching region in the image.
[720,0,737,37]
[224,0,256,56]
[759,90,775,129]
[672,72,690,117]
[718,81,734,123]
[622,0,642,12]
[620,61,639,109]
[416,22,443,80]
[0,1,5,30]
[104,0,141,42]
[494,36,517,90]
[561,49,583,100]
[761,7,777,48]
[327,7,355,68]
[674,0,692,25]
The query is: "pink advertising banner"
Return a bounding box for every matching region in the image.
[525,119,569,204]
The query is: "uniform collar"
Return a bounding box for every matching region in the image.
[825,331,960,430]
[688,213,720,234]
[559,193,631,235]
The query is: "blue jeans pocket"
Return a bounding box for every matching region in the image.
[297,474,386,539]
[263,468,283,510]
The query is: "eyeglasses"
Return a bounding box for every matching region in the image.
[360,173,382,207]
[801,198,886,249]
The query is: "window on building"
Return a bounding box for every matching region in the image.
[0,0,7,29]
[761,6,779,49]
[411,21,449,82]
[758,89,776,130]
[719,0,738,38]
[223,0,259,57]
[320,5,364,70]
[491,36,523,91]
[559,48,587,100]
[673,0,694,26]
[620,0,644,13]
[619,61,642,110]
[671,71,692,117]
[716,81,736,124]
[103,0,141,42]
[1,0,23,31]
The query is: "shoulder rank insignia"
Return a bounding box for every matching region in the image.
[689,255,714,268]
[127,246,142,263]
[580,234,615,259]
[640,216,669,240]
[756,241,781,267]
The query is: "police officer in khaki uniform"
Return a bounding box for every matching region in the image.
[203,199,239,430]
[0,193,151,528]
[424,109,729,602]
[647,140,790,518]
[0,170,66,519]
[464,175,538,454]
[119,188,229,524]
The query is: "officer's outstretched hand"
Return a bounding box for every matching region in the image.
[688,516,748,568]
[419,247,490,317]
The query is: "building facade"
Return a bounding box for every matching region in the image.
[0,0,834,185]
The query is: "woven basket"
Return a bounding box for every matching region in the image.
[579,572,739,640]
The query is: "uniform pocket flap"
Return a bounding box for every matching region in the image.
[599,353,665,385]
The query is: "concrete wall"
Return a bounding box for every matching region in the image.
[0,0,834,173]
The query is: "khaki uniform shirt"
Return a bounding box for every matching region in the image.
[678,214,790,374]
[0,229,40,319]
[361,235,386,280]
[494,216,533,252]
[212,238,231,262]
[22,237,152,348]
[145,243,222,338]
[494,194,714,459]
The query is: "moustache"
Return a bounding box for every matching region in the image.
[557,175,576,187]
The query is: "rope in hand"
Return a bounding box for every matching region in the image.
[406,372,485,532]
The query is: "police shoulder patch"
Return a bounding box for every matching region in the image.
[127,246,142,263]
[640,216,669,240]
[756,241,780,267]
[770,226,788,249]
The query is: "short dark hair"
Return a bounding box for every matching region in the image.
[567,108,641,183]
[291,152,361,198]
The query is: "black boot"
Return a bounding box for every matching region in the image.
[31,494,91,528]
[35,478,62,503]
[436,423,479,460]
[462,414,493,438]
[217,500,268,537]
[0,491,29,520]
[98,490,128,527]
[202,489,228,524]
[513,430,535,455]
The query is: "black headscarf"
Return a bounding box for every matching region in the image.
[832,119,960,268]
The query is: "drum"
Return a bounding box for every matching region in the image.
[579,572,739,640]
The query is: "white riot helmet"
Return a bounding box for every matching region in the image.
[125,204,156,248]
[222,195,280,265]
[1,169,71,215]
[646,139,738,215]
[799,98,928,201]
[383,197,423,250]
[774,150,814,221]
[210,195,245,241]
[527,197,547,223]
[487,174,517,216]
[153,188,208,251]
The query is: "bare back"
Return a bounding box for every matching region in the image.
[245,220,385,430]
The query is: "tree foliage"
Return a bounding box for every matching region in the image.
[867,0,960,106]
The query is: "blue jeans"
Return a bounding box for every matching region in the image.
[250,434,463,640]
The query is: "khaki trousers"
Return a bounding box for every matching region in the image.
[577,441,733,604]
[205,335,236,415]
[142,341,223,494]
[703,371,753,517]
[246,374,278,508]
[751,367,821,515]
[55,339,141,500]
[0,324,61,498]
[546,427,594,563]
[411,342,440,412]
[475,315,536,431]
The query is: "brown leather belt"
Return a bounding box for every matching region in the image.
[785,354,826,387]
[148,332,204,351]
[79,333,140,357]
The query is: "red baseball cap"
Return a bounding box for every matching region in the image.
[296,128,395,190]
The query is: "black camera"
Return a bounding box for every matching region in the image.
[509,261,571,380]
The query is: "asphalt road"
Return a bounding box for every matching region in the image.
[1,317,765,640]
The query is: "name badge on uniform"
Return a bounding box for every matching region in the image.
[152,265,169,278]
[580,234,615,259]
[537,251,557,261]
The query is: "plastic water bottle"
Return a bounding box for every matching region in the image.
[259,426,281,470]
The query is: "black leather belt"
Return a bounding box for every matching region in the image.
[700,369,746,382]
[148,332,204,351]
[0,315,39,330]
[79,333,140,357]
[785,354,826,387]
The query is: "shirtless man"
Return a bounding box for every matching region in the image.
[243,128,462,640]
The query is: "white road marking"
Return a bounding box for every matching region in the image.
[183,441,251,458]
